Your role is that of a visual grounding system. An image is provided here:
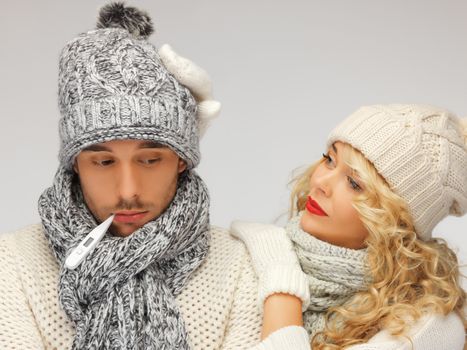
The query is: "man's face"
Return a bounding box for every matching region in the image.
[73,139,186,237]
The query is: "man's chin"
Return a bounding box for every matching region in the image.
[109,222,144,237]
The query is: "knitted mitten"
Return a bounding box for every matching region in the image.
[159,44,221,137]
[230,221,310,312]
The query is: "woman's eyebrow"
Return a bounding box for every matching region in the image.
[351,169,362,179]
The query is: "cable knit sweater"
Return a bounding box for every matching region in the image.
[0,224,465,349]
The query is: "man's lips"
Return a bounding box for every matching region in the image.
[113,211,149,223]
[305,196,328,216]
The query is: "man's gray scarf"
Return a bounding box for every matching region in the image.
[286,213,369,340]
[38,167,210,349]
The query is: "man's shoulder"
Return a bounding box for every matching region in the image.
[178,224,259,344]
[0,223,58,275]
[1,223,48,247]
[184,225,251,281]
[0,223,246,261]
[208,224,246,248]
[205,225,252,265]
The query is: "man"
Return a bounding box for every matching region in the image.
[0,3,262,349]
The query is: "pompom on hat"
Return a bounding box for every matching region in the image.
[57,2,219,170]
[327,104,467,240]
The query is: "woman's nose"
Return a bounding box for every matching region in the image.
[314,171,334,197]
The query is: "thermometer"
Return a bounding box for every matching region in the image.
[65,214,115,270]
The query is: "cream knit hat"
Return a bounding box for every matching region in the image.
[327,104,467,240]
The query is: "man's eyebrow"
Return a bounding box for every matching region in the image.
[138,141,167,149]
[81,141,167,152]
[81,144,111,152]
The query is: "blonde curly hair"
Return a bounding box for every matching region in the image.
[290,142,466,349]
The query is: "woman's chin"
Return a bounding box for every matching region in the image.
[301,210,325,235]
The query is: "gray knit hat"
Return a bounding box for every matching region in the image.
[58,2,199,170]
[327,104,467,240]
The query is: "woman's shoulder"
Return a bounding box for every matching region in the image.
[349,312,465,350]
[257,312,465,350]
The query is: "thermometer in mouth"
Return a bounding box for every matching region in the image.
[65,214,115,270]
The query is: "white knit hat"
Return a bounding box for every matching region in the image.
[327,104,467,240]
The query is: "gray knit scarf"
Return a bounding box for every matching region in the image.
[286,213,369,340]
[38,166,210,349]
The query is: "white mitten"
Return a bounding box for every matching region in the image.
[230,221,310,312]
[158,44,221,138]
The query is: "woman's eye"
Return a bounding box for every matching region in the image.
[347,176,362,192]
[322,153,334,166]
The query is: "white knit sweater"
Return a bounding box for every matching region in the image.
[0,224,465,349]
[252,314,465,350]
[0,224,263,349]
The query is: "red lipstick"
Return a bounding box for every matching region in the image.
[114,211,148,223]
[305,196,328,216]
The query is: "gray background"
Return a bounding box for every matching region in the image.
[1,1,465,280]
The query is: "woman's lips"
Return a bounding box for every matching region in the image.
[305,196,328,216]
[113,211,148,223]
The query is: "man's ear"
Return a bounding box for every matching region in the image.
[178,159,187,173]
[73,159,79,174]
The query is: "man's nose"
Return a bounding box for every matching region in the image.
[116,163,140,201]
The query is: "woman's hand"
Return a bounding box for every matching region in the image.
[230,221,310,338]
[262,293,304,340]
[158,44,221,138]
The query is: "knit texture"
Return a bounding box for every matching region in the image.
[158,44,221,138]
[230,221,310,312]
[0,225,464,349]
[37,169,210,349]
[58,4,200,170]
[327,104,467,240]
[0,224,262,350]
[229,219,464,350]
[287,214,369,340]
[248,314,465,350]
[250,326,310,350]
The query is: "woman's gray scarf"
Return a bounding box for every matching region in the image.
[38,167,210,350]
[286,213,369,340]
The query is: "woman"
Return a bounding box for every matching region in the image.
[161,44,466,348]
[231,104,467,349]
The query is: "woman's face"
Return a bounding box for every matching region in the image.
[300,142,369,249]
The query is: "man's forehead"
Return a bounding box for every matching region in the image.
[82,140,167,152]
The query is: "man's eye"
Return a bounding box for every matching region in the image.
[93,159,114,166]
[140,158,161,165]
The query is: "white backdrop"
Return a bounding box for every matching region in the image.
[1,1,465,279]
